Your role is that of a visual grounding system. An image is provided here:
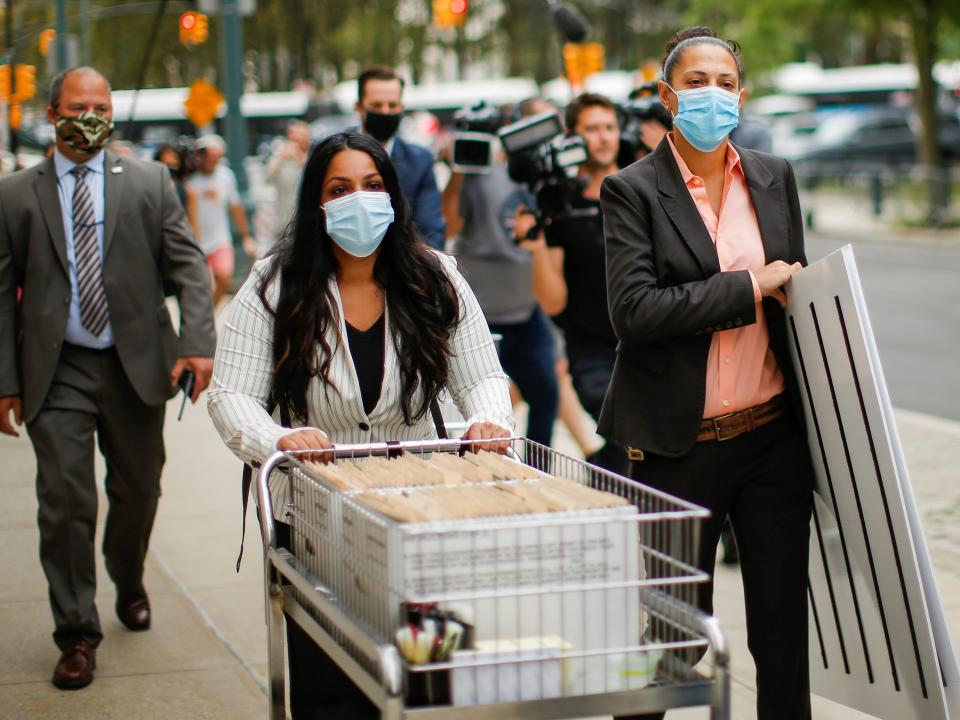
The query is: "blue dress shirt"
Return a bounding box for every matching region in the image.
[54,149,114,349]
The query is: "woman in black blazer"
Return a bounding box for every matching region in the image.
[600,27,814,720]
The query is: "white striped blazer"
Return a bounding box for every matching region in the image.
[207,251,514,466]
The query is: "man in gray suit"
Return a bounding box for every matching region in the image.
[0,67,216,689]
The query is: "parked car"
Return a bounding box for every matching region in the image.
[791,107,960,175]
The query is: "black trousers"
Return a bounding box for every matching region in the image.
[273,522,378,720]
[565,340,627,476]
[621,415,814,720]
[489,307,558,448]
[26,344,165,649]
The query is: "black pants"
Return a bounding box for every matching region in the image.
[273,522,378,719]
[565,340,627,475]
[489,307,558,448]
[287,617,379,719]
[621,415,814,720]
[27,344,165,649]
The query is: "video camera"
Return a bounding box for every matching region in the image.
[450,102,504,174]
[497,110,591,232]
[618,82,673,162]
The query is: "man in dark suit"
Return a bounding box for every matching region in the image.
[0,67,216,690]
[354,66,446,250]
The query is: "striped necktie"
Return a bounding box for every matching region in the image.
[70,165,109,337]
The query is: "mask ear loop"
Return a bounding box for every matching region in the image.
[661,83,680,120]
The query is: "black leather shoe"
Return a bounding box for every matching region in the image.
[116,589,151,631]
[52,640,96,690]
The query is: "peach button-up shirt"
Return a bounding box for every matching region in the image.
[666,133,784,419]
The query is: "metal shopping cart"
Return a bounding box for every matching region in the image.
[255,438,730,720]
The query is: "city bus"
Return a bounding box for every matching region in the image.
[108,87,316,154]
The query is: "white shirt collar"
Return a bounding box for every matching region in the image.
[54,148,106,180]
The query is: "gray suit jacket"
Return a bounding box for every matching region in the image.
[0,152,216,422]
[599,140,807,457]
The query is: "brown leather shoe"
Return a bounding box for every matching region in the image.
[52,640,96,690]
[116,589,151,631]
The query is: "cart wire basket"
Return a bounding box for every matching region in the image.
[256,437,730,719]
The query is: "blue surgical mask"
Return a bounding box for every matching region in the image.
[323,190,395,257]
[666,84,740,152]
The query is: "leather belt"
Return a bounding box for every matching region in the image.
[697,395,785,443]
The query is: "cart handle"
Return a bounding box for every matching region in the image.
[278,436,519,461]
[257,451,288,553]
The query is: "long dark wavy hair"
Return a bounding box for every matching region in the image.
[259,132,460,424]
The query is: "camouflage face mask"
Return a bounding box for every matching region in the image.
[55,111,114,157]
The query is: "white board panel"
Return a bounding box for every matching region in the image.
[785,245,959,719]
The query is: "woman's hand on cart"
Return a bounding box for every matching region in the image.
[462,422,512,455]
[277,428,334,462]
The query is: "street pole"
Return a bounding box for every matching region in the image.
[55,0,68,71]
[219,0,251,287]
[219,0,248,195]
[79,0,91,65]
[5,0,17,160]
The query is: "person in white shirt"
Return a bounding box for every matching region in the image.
[265,120,311,245]
[207,131,512,718]
[185,134,253,307]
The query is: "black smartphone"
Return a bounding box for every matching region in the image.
[176,370,195,421]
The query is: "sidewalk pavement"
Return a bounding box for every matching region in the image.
[2,395,959,719]
[801,188,959,247]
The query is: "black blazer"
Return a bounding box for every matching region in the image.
[598,139,806,458]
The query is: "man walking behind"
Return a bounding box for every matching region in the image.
[0,67,216,690]
[355,66,446,250]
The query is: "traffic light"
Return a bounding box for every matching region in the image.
[179,11,209,45]
[563,42,605,86]
[450,0,468,22]
[14,65,36,101]
[179,11,197,44]
[194,13,209,43]
[582,43,604,75]
[39,28,56,57]
[0,65,36,101]
[433,0,467,28]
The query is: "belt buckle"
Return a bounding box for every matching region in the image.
[712,411,739,442]
[627,447,645,461]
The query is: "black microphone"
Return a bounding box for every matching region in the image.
[549,1,590,43]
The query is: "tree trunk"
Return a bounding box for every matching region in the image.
[503,0,526,77]
[911,0,945,225]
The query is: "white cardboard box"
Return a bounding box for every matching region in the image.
[341,499,643,696]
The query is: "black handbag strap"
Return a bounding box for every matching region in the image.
[430,396,448,440]
[236,400,290,573]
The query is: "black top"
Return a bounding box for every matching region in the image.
[544,194,618,351]
[345,314,385,416]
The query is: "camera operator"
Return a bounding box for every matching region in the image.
[441,99,558,449]
[516,93,625,474]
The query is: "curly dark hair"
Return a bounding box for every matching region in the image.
[661,26,743,86]
[258,132,460,425]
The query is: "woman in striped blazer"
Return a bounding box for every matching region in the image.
[207,132,513,718]
[208,132,513,464]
